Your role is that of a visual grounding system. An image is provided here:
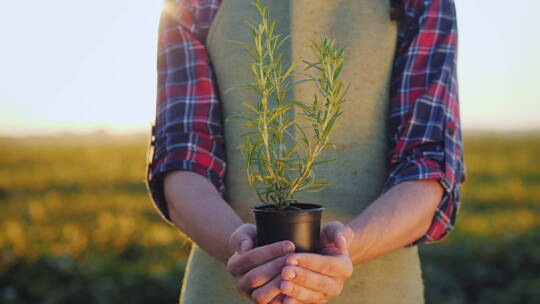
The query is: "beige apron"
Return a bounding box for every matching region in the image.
[180,0,424,303]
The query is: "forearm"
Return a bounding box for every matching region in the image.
[164,171,243,264]
[347,179,443,265]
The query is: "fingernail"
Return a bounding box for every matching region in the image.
[240,240,250,253]
[283,241,294,253]
[288,257,298,266]
[284,269,296,280]
[339,235,348,247]
[280,281,293,293]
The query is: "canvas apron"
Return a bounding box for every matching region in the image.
[179,0,424,303]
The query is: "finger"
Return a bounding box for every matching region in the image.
[249,275,282,304]
[321,221,340,249]
[286,253,352,280]
[228,240,295,277]
[237,255,288,294]
[229,223,257,254]
[322,221,353,251]
[268,294,285,304]
[283,296,309,304]
[281,265,342,297]
[335,225,353,252]
[280,281,326,304]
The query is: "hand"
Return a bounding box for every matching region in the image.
[279,221,354,304]
[227,223,295,303]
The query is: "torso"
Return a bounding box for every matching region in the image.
[180,1,424,302]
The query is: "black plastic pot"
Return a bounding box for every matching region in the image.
[252,203,324,253]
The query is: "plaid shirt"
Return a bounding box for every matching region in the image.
[146,0,465,245]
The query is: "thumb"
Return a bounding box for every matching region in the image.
[229,223,257,254]
[239,238,253,254]
[322,221,354,252]
[335,225,354,252]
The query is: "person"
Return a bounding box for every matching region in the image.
[146,0,465,303]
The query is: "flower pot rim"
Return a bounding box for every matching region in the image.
[251,202,325,214]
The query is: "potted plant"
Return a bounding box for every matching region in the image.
[225,0,349,253]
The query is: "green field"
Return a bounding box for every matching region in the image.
[1,133,539,303]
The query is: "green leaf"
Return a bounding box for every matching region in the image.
[268,105,292,123]
[275,33,293,51]
[322,112,340,139]
[281,57,302,78]
[292,121,310,148]
[240,131,260,138]
[226,39,257,53]
[225,114,252,123]
[302,59,323,72]
[291,78,314,86]
[241,102,259,113]
[333,61,344,80]
[256,148,265,178]
[324,142,337,149]
[312,158,337,167]
[240,15,258,27]
[285,99,311,113]
[297,181,331,192]
[277,176,291,187]
[224,82,259,95]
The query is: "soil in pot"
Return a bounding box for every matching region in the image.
[252,203,324,253]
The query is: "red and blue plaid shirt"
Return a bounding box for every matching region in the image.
[146,0,466,245]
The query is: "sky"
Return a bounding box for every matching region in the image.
[0,0,538,136]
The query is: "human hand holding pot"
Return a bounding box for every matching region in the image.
[279,221,354,304]
[227,223,295,303]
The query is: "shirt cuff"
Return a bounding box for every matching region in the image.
[145,149,225,226]
[381,156,461,246]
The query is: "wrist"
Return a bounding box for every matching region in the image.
[345,223,372,265]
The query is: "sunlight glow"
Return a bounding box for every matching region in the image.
[0,0,538,136]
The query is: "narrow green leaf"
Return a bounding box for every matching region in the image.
[302,59,323,72]
[297,181,331,192]
[241,102,259,113]
[268,105,292,123]
[285,99,311,112]
[312,158,337,167]
[256,148,265,178]
[225,114,252,123]
[291,78,314,86]
[240,131,260,138]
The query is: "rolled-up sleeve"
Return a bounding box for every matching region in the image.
[146,0,226,225]
[382,0,466,245]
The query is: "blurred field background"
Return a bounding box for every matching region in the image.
[0,133,539,304]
